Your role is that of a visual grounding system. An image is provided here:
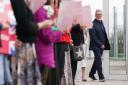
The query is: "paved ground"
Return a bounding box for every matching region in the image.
[76,80,128,85]
[75,59,128,85]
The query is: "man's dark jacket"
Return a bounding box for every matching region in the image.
[89,19,110,50]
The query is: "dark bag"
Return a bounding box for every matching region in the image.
[71,45,84,61]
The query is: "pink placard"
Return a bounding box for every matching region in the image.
[29,0,46,13]
[82,6,92,28]
[57,1,82,29]
[71,8,83,25]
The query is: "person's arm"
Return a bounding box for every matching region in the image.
[89,25,103,47]
[44,28,68,43]
[39,29,62,43]
[10,0,53,35]
[80,24,87,30]
[10,0,38,35]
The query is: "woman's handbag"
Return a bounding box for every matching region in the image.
[71,44,84,61]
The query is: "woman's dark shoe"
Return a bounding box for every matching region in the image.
[82,79,87,81]
[82,67,87,82]
[82,76,87,81]
[89,75,97,80]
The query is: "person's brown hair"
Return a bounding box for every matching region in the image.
[45,0,53,5]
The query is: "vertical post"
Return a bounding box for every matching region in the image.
[113,7,118,59]
[103,0,110,79]
[125,0,128,79]
[124,4,127,75]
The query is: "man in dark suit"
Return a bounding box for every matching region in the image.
[89,9,110,82]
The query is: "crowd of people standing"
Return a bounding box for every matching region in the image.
[0,0,110,85]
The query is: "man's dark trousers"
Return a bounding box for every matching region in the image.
[90,47,104,79]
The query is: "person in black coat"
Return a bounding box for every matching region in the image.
[89,9,110,82]
[10,0,54,84]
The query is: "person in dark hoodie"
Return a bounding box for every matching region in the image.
[10,0,54,84]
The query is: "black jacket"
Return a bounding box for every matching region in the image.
[89,19,110,50]
[10,0,38,43]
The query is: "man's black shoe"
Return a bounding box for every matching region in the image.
[99,79,105,82]
[89,75,97,80]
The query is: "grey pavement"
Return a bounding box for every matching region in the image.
[75,59,128,85]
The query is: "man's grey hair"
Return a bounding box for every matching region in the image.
[95,9,102,14]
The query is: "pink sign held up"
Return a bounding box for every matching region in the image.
[57,0,92,29]
[82,6,92,28]
[57,0,82,29]
[28,0,47,13]
[69,6,92,29]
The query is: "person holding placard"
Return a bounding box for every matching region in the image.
[10,0,56,84]
[33,0,68,84]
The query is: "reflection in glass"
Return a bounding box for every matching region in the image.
[109,0,126,75]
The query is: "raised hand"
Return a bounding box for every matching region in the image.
[80,24,87,29]
[59,27,70,34]
[1,21,10,29]
[38,20,54,29]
